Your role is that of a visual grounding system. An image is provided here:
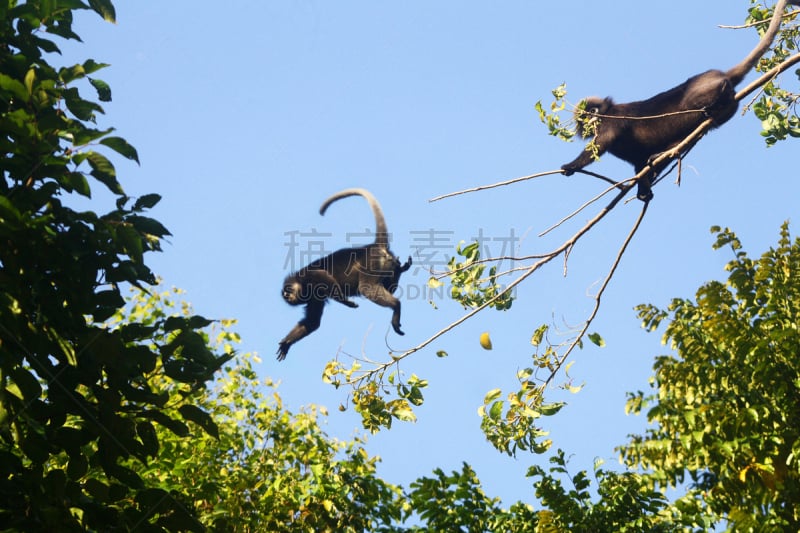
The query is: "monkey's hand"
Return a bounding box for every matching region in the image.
[561,165,576,176]
[276,343,290,361]
[335,298,359,308]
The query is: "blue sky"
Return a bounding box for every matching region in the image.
[64,1,798,506]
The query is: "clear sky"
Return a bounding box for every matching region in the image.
[63,1,798,506]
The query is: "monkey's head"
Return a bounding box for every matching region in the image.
[575,96,613,138]
[282,275,306,306]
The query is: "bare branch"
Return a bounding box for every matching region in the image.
[339,44,800,393]
[719,7,800,29]
[429,170,561,202]
[543,200,649,387]
[572,168,628,188]
[539,178,631,237]
[344,182,637,387]
[737,51,800,100]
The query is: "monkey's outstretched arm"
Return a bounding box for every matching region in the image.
[561,134,610,175]
[277,300,325,361]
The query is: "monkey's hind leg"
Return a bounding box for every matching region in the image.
[359,282,405,335]
[633,163,658,202]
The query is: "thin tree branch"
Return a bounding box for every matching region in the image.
[342,46,800,389]
[737,51,800,100]
[543,200,649,387]
[346,182,636,386]
[429,170,561,202]
[539,179,631,237]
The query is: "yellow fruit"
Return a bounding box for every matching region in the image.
[479,332,493,350]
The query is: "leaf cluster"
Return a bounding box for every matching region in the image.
[113,287,407,532]
[623,223,800,530]
[0,2,230,529]
[438,241,514,311]
[535,83,576,142]
[324,360,427,433]
[527,451,682,532]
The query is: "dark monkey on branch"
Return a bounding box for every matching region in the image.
[562,0,799,201]
[277,188,412,361]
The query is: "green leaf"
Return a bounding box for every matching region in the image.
[484,388,502,403]
[60,171,92,197]
[388,399,417,422]
[488,401,503,420]
[23,68,35,95]
[21,432,49,463]
[49,329,78,366]
[143,411,189,437]
[531,324,548,347]
[10,368,43,400]
[86,151,124,195]
[178,404,219,439]
[60,64,87,84]
[116,224,144,263]
[63,87,103,120]
[83,478,111,501]
[88,0,116,22]
[106,464,143,489]
[90,77,112,102]
[587,332,605,347]
[132,193,161,211]
[539,402,565,416]
[136,421,159,458]
[66,453,89,480]
[0,73,29,101]
[187,315,214,329]
[82,59,110,75]
[128,215,171,238]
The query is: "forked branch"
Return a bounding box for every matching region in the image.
[337,37,800,394]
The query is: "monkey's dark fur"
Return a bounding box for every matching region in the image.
[562,0,797,200]
[278,188,411,361]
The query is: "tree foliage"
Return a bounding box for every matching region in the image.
[623,223,800,530]
[0,1,230,529]
[112,286,406,532]
[4,1,800,530]
[112,221,800,531]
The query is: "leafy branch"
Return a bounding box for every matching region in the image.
[323,4,799,444]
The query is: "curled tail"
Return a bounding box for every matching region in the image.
[725,0,797,86]
[319,188,389,248]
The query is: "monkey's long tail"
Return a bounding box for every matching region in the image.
[726,0,795,86]
[319,188,389,247]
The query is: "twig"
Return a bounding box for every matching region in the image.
[429,170,561,202]
[737,51,800,99]
[346,181,636,386]
[573,168,627,188]
[543,200,649,388]
[719,7,800,30]
[539,178,631,237]
[344,45,800,389]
